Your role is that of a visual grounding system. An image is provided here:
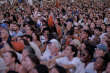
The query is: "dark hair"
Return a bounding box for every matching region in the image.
[8,51,20,64]
[83,30,91,37]
[22,39,30,46]
[106,24,110,27]
[24,16,35,25]
[70,45,78,57]
[94,27,103,32]
[106,40,110,48]
[42,28,49,33]
[24,35,33,41]
[54,64,67,73]
[7,70,18,73]
[34,64,49,73]
[27,54,40,65]
[96,56,106,71]
[24,46,35,55]
[84,47,95,61]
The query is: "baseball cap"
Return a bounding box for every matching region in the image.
[96,44,107,51]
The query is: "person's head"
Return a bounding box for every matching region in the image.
[80,47,94,63]
[100,34,108,46]
[80,30,89,40]
[94,27,102,36]
[49,39,61,54]
[49,42,59,54]
[25,25,33,35]
[106,62,110,73]
[0,28,9,40]
[3,51,19,66]
[101,23,106,31]
[90,23,95,30]
[49,64,67,73]
[42,28,49,37]
[70,39,81,48]
[106,40,110,51]
[7,70,18,73]
[63,45,77,57]
[94,57,105,72]
[32,32,40,41]
[22,54,40,71]
[9,23,20,31]
[23,35,33,42]
[30,64,49,73]
[74,26,79,33]
[95,44,107,58]
[106,24,110,34]
[66,21,73,31]
[22,46,35,59]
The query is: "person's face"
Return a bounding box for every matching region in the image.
[23,56,34,71]
[25,26,32,35]
[107,27,110,34]
[29,68,38,73]
[22,49,29,60]
[63,46,73,56]
[50,68,59,73]
[1,29,9,38]
[94,57,104,71]
[80,43,86,50]
[106,62,110,73]
[3,52,14,65]
[32,33,37,41]
[80,31,88,39]
[95,48,105,57]
[83,25,89,30]
[94,29,101,36]
[80,49,89,63]
[90,23,95,29]
[74,27,79,33]
[101,24,105,31]
[101,35,108,42]
[66,21,72,30]
[50,43,59,54]
[44,30,49,37]
[10,24,18,31]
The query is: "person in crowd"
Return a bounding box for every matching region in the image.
[29,64,49,73]
[85,56,106,73]
[22,54,40,73]
[49,64,67,73]
[3,51,20,73]
[0,0,110,73]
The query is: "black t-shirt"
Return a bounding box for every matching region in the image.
[7,70,18,73]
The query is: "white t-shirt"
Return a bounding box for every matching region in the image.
[74,61,85,73]
[0,57,7,73]
[40,46,61,61]
[85,62,97,73]
[29,42,42,58]
[56,57,81,73]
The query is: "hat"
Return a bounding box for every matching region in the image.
[0,23,8,29]
[50,39,61,49]
[96,44,107,51]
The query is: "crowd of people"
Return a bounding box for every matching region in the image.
[0,0,110,73]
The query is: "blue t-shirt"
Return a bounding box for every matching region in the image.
[18,0,22,3]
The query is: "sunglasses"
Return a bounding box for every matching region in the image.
[80,52,87,57]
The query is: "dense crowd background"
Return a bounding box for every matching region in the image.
[0,0,110,73]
